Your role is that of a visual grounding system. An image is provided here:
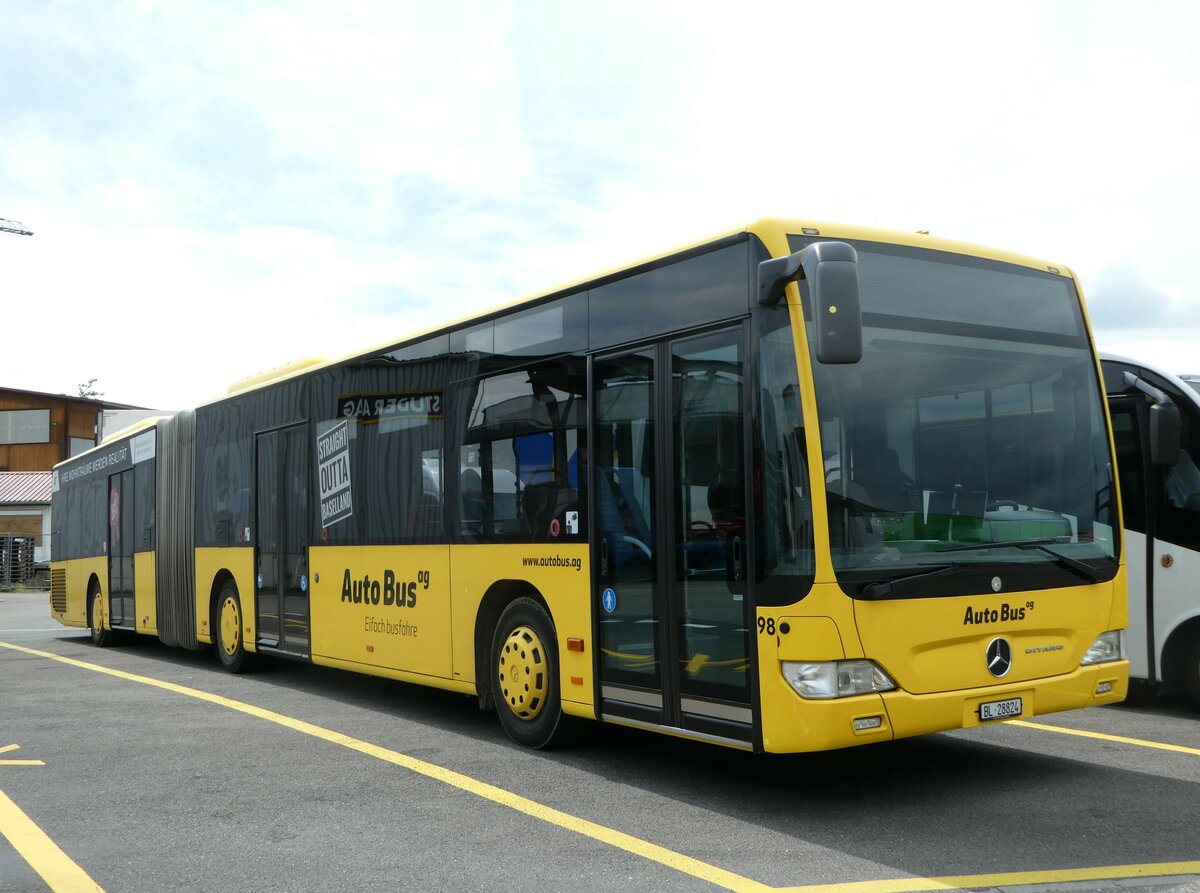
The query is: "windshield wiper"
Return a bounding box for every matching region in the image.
[860,564,960,599]
[937,538,1106,584]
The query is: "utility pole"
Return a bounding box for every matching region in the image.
[0,217,33,236]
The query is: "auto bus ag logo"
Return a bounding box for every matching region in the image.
[962,601,1029,624]
[340,568,430,607]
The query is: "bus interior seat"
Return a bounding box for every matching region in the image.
[522,478,574,540]
[853,448,917,514]
[825,477,882,550]
[408,493,443,537]
[613,467,652,543]
[707,469,745,532]
[596,466,653,564]
[460,467,483,533]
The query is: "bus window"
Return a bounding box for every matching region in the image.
[801,239,1117,595]
[134,457,156,551]
[1157,408,1200,549]
[313,349,446,544]
[1108,405,1148,534]
[456,357,586,544]
[753,309,815,604]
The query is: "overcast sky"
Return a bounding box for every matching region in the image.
[2,1,1199,409]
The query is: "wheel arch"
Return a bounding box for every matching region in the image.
[1160,613,1200,694]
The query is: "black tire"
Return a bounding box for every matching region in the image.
[88,582,111,647]
[214,580,257,674]
[491,597,569,749]
[1184,636,1200,710]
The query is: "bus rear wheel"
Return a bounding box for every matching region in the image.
[88,583,111,647]
[215,580,256,674]
[491,597,567,749]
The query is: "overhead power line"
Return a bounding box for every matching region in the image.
[0,217,34,236]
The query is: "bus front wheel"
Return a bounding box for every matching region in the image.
[1184,636,1200,710]
[490,597,567,749]
[215,580,256,674]
[88,583,111,647]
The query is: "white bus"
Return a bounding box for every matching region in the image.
[1102,351,1200,707]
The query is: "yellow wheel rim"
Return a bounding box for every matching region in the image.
[91,591,103,637]
[219,595,241,658]
[498,625,548,720]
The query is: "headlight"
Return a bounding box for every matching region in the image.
[782,660,896,699]
[1081,630,1125,665]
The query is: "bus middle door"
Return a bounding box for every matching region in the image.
[107,469,135,629]
[255,423,311,657]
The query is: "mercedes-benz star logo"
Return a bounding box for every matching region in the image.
[986,637,1013,678]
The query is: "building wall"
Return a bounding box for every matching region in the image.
[2,388,147,565]
[0,512,42,540]
[0,390,102,471]
[0,508,50,562]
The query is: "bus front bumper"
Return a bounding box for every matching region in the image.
[759,660,1129,754]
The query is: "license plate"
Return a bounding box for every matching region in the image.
[979,696,1023,721]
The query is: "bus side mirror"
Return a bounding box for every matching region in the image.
[1123,371,1183,466]
[1149,401,1181,467]
[757,241,862,364]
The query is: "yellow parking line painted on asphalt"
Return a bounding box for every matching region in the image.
[1010,719,1200,756]
[3,639,1198,893]
[771,860,1200,893]
[0,640,773,893]
[0,789,105,893]
[0,744,46,766]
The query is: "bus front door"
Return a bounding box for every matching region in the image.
[593,325,753,744]
[255,423,311,657]
[1108,397,1155,681]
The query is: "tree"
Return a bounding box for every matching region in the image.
[77,378,103,399]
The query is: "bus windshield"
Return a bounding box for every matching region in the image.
[792,238,1119,597]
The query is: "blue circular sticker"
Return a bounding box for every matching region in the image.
[601,587,617,613]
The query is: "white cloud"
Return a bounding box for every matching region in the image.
[2,0,1199,409]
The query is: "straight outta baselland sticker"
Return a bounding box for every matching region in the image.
[317,419,353,528]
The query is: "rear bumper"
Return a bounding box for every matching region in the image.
[760,660,1128,753]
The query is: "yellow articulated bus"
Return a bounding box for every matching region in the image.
[50,218,1129,752]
